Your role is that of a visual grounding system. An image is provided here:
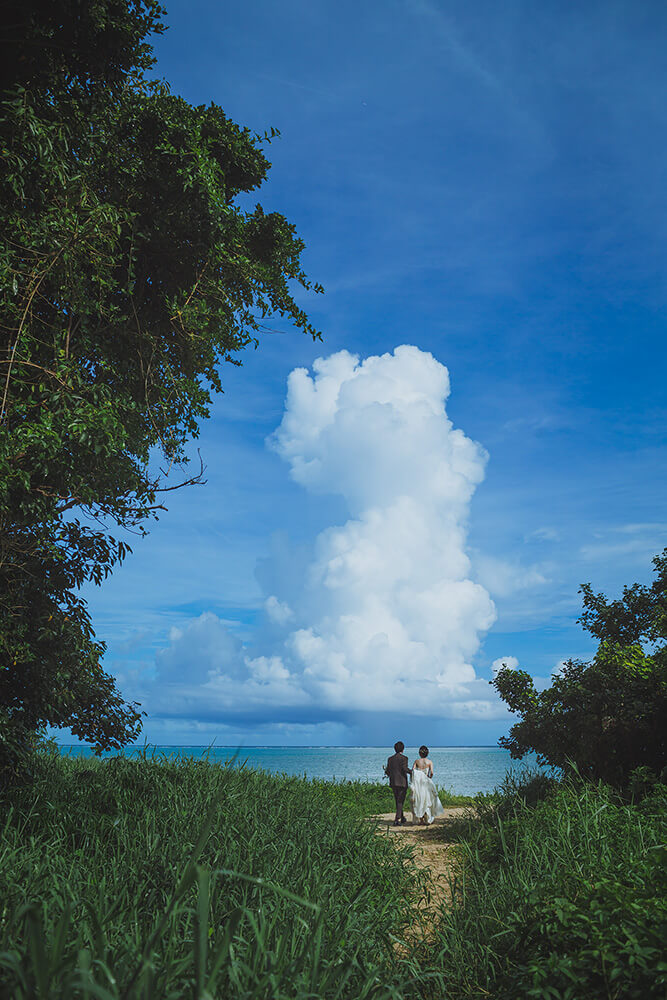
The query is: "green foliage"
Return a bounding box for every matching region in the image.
[493,549,667,788]
[0,752,419,998]
[0,1,322,754]
[578,547,667,647]
[3,752,660,998]
[0,0,167,97]
[298,777,471,815]
[428,777,667,999]
[471,769,558,833]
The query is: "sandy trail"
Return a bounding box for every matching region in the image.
[368,808,469,943]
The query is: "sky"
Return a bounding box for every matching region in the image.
[56,0,667,748]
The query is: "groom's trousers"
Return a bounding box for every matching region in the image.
[391,784,407,817]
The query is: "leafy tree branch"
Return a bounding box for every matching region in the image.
[0,0,322,761]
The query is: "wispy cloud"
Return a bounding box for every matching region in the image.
[580,523,667,562]
[411,0,546,141]
[473,554,549,599]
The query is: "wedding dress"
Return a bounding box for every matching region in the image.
[411,766,445,824]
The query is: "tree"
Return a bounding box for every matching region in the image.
[0,0,322,760]
[492,549,667,788]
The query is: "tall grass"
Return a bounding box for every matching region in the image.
[0,749,429,999]
[4,750,660,999]
[423,775,667,999]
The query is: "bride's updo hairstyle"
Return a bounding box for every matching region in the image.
[419,745,429,757]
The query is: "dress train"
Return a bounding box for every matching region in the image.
[411,767,445,824]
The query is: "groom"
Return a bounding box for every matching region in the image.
[384,741,412,826]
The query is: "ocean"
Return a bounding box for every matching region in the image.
[58,744,548,796]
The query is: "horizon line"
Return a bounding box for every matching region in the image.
[55,743,502,749]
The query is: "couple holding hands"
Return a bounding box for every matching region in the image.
[384,741,445,827]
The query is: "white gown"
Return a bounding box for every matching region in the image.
[411,765,445,824]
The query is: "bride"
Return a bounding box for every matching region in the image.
[411,745,445,825]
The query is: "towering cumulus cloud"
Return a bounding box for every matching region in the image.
[148,345,499,729]
[267,345,496,716]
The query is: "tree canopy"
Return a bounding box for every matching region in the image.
[492,549,667,789]
[0,0,322,759]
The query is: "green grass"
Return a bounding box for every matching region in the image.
[306,776,473,816]
[2,751,663,999]
[0,749,428,999]
[419,774,667,999]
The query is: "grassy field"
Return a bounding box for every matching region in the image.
[421,773,667,999]
[0,750,430,998]
[1,751,664,998]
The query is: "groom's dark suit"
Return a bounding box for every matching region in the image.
[384,752,411,822]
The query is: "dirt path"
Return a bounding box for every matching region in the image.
[368,808,469,941]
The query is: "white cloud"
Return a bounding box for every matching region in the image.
[145,615,312,722]
[156,612,244,683]
[143,346,499,724]
[526,527,559,542]
[580,523,667,562]
[445,699,506,720]
[268,345,496,716]
[245,655,291,683]
[265,595,294,625]
[474,554,548,598]
[491,655,519,674]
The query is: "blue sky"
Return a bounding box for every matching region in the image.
[57,0,666,748]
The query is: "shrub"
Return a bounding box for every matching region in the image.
[428,778,667,999]
[493,548,667,790]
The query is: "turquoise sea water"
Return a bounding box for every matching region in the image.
[58,745,548,796]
